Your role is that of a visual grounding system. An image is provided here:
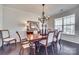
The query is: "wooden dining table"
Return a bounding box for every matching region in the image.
[27,34,47,42]
[27,34,47,54]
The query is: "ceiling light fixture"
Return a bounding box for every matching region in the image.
[38,4,49,23]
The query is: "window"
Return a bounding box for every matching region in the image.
[54,14,75,35]
[55,18,62,31]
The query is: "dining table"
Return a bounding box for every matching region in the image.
[27,34,47,42]
[27,34,47,54]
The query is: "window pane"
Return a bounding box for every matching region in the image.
[55,18,62,25]
[55,25,58,29]
[63,17,66,25]
[63,26,67,34]
[71,25,75,34]
[66,16,71,25]
[55,19,58,25]
[71,15,75,24]
[66,26,71,34]
[58,18,62,25]
[55,25,62,31]
[58,26,62,31]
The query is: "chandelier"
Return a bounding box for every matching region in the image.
[38,4,49,23]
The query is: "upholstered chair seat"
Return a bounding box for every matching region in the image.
[4,38,15,41]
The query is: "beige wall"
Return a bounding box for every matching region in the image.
[3,6,40,42]
[48,16,54,30]
[0,5,41,47]
[0,5,3,29]
[0,5,3,47]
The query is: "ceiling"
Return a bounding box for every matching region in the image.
[4,4,79,16]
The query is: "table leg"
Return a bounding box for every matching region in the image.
[35,41,40,53]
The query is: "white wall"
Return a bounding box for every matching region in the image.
[49,6,79,44]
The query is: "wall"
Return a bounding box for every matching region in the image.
[48,6,79,44]
[0,5,40,46]
[0,5,3,29]
[0,5,3,47]
[48,16,54,30]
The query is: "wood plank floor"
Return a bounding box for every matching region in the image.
[0,40,79,55]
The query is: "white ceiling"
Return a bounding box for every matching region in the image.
[4,4,79,16]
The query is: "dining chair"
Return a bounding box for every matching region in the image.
[39,31,54,54]
[16,31,35,55]
[57,31,62,49]
[0,30,16,49]
[52,31,62,54]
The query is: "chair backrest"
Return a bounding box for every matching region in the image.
[47,31,54,44]
[57,31,62,41]
[0,30,10,39]
[54,29,58,37]
[16,31,27,44]
[16,31,21,43]
[52,30,59,42]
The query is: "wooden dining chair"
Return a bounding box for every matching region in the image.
[0,30,16,49]
[39,31,54,54]
[16,31,35,55]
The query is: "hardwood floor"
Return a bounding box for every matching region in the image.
[0,40,79,55]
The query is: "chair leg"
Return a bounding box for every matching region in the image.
[22,48,24,55]
[52,42,56,54]
[33,47,36,55]
[45,46,48,55]
[51,44,54,54]
[7,42,9,46]
[8,42,11,49]
[1,44,4,50]
[19,47,23,55]
[59,41,61,53]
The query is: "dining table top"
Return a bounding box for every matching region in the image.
[27,34,47,42]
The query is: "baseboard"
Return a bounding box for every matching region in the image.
[61,39,79,45]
